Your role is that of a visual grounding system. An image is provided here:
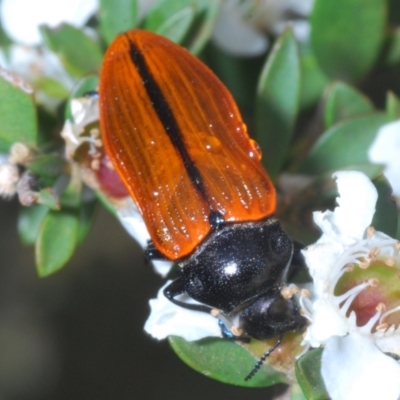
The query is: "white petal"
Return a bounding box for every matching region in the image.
[117,198,173,277]
[302,241,343,291]
[0,154,8,164]
[1,0,97,45]
[322,333,400,400]
[303,299,348,347]
[283,0,314,16]
[212,2,268,56]
[70,97,99,127]
[314,171,377,245]
[272,20,311,42]
[144,281,221,341]
[117,198,150,249]
[375,325,400,358]
[0,46,71,87]
[368,119,400,197]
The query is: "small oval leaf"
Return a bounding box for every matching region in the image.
[384,28,400,66]
[299,114,387,175]
[99,0,138,44]
[386,91,400,122]
[35,209,80,277]
[311,0,386,82]
[295,348,329,400]
[169,336,286,387]
[0,74,37,150]
[37,188,60,210]
[255,29,301,180]
[18,204,49,245]
[372,174,398,237]
[324,82,375,129]
[156,6,195,44]
[144,0,220,53]
[299,43,329,110]
[78,199,97,243]
[40,24,103,77]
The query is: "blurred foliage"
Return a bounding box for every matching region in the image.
[0,0,400,398]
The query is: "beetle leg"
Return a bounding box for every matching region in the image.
[163,278,214,314]
[144,241,169,262]
[164,280,251,342]
[218,319,250,343]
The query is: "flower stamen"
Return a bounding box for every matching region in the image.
[379,305,400,325]
[385,257,395,267]
[367,226,375,238]
[335,281,371,315]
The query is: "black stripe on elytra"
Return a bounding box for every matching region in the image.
[128,39,212,206]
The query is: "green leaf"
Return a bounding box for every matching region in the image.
[291,383,307,400]
[324,82,375,129]
[33,76,70,100]
[255,29,301,180]
[27,154,65,184]
[99,0,138,44]
[35,209,80,276]
[386,91,400,121]
[299,113,387,175]
[372,175,398,237]
[0,75,37,150]
[40,24,103,77]
[389,0,400,24]
[144,0,220,53]
[169,336,286,387]
[37,188,60,210]
[156,6,195,44]
[299,43,329,110]
[60,178,82,209]
[18,204,49,245]
[65,74,99,121]
[78,199,97,242]
[311,0,386,82]
[383,28,400,66]
[201,43,264,113]
[0,22,12,49]
[396,213,400,241]
[295,349,329,400]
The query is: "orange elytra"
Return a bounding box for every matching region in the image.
[99,29,276,261]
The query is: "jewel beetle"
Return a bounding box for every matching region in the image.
[99,29,306,378]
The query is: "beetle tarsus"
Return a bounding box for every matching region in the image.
[218,319,250,343]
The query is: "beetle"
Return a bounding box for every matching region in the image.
[99,29,306,379]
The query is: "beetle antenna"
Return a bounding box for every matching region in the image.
[244,335,283,381]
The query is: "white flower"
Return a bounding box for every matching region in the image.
[144,281,221,341]
[117,198,173,277]
[301,171,400,400]
[212,0,314,57]
[0,154,19,198]
[368,119,400,199]
[61,96,100,160]
[0,0,97,109]
[61,95,173,277]
[0,0,97,45]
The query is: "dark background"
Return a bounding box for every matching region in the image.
[0,200,288,400]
